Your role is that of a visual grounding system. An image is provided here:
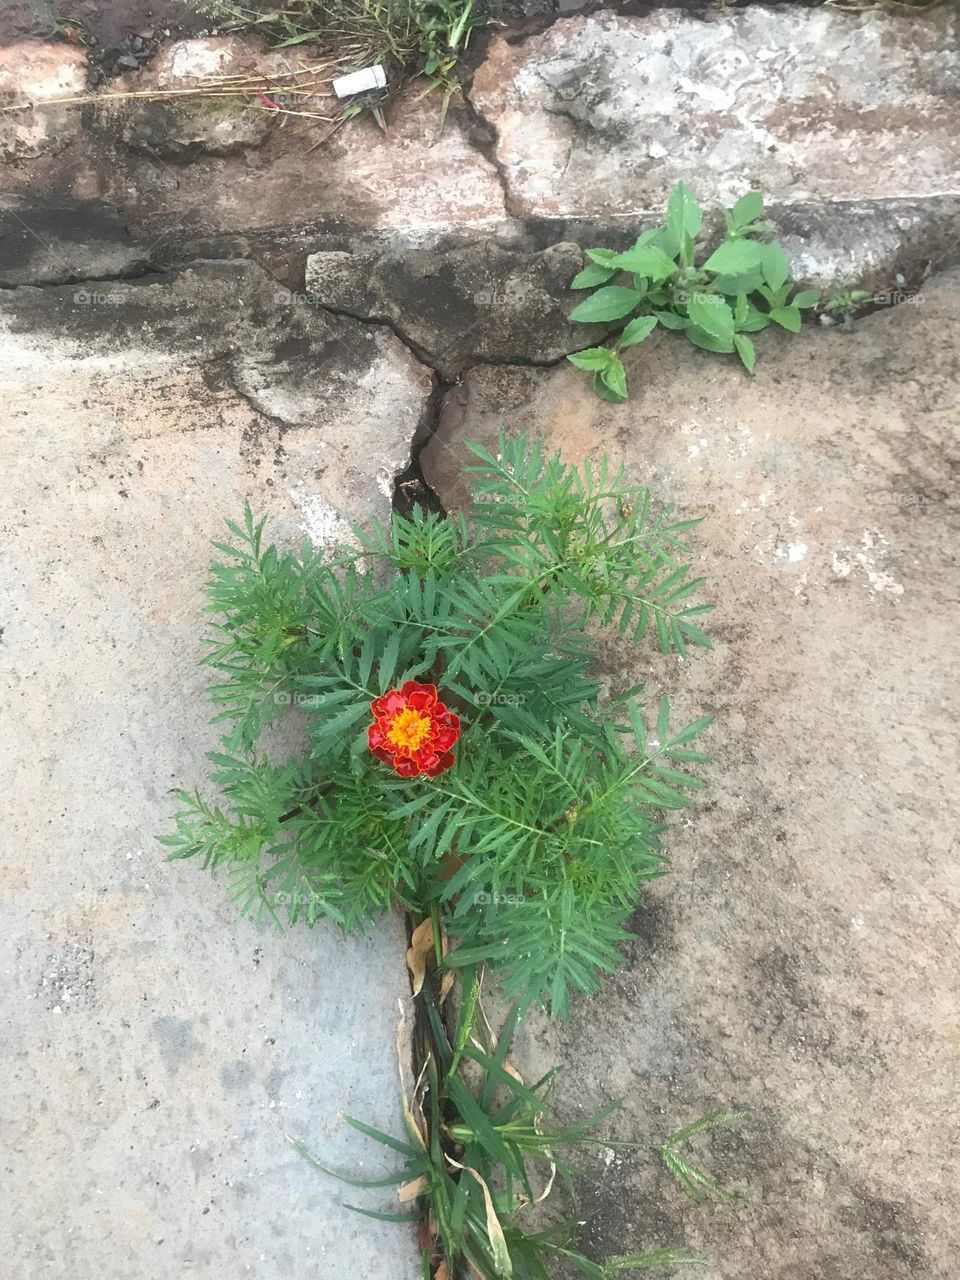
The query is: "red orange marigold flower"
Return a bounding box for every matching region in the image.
[368,680,460,778]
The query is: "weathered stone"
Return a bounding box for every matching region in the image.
[151,37,257,84]
[0,194,148,285]
[0,39,86,158]
[0,0,57,44]
[306,239,598,377]
[470,8,960,242]
[764,195,960,288]
[110,37,274,159]
[0,259,427,1278]
[423,274,960,1277]
[90,82,505,234]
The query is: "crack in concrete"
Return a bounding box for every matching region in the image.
[459,83,522,221]
[6,239,956,520]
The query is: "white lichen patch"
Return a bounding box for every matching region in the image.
[831,530,904,596]
[288,484,354,554]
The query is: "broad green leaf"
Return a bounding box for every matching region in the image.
[711,268,765,296]
[585,247,619,267]
[617,315,658,349]
[607,244,677,282]
[737,304,771,333]
[792,288,820,309]
[566,347,616,371]
[571,263,617,289]
[702,238,765,276]
[592,369,628,403]
[684,323,734,354]
[768,305,801,332]
[733,333,756,373]
[600,355,628,399]
[666,182,702,241]
[569,287,643,324]
[651,225,681,260]
[653,309,686,330]
[687,295,734,343]
[731,191,763,228]
[760,242,790,291]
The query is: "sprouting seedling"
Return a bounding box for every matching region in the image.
[660,1106,747,1207]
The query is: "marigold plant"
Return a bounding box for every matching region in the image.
[161,431,714,1017]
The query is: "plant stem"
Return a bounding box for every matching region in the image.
[447,965,480,1080]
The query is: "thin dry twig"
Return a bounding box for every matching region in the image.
[0,64,341,114]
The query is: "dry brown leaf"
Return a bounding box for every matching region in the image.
[445,1156,513,1277]
[405,917,434,996]
[434,1264,450,1280]
[396,1002,427,1149]
[398,1175,427,1203]
[439,970,455,1006]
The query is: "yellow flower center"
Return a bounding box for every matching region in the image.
[386,707,432,752]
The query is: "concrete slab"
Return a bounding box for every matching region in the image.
[0,265,427,1278]
[471,8,960,218]
[2,20,959,289]
[423,276,960,1277]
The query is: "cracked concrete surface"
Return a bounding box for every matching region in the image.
[3,7,960,1278]
[423,274,960,1280]
[305,239,598,380]
[0,262,428,1279]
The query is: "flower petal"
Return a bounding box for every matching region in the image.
[404,682,437,712]
[371,689,406,719]
[393,756,420,778]
[424,751,455,777]
[414,746,440,771]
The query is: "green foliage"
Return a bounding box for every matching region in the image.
[660,1107,747,1207]
[293,978,715,1277]
[161,432,714,1018]
[823,284,871,323]
[566,183,820,400]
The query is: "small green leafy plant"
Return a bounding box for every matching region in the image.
[566,183,820,402]
[660,1107,746,1207]
[823,285,871,326]
[163,432,732,1275]
[293,969,737,1277]
[161,433,713,1017]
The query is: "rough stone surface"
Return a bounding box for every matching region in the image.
[0,38,86,158]
[3,15,960,288]
[0,1,58,44]
[470,8,960,216]
[0,69,507,242]
[306,239,598,377]
[108,38,274,159]
[0,194,148,284]
[0,260,429,1279]
[424,274,960,1278]
[764,195,960,288]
